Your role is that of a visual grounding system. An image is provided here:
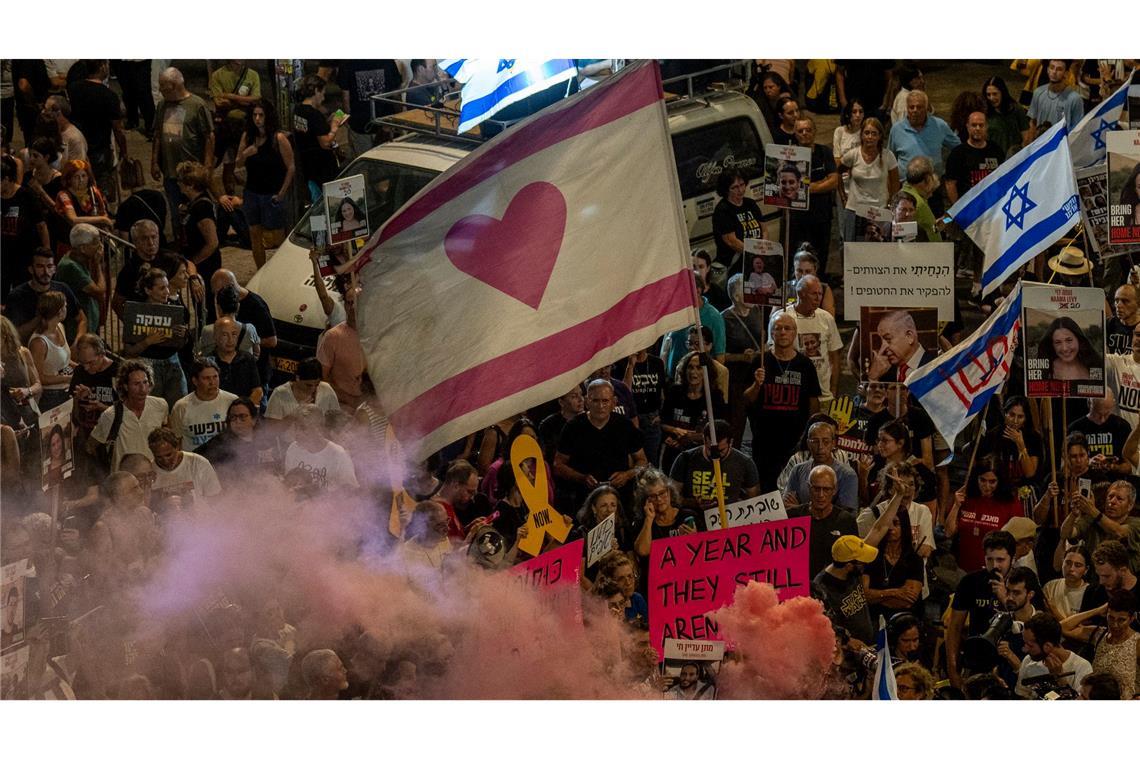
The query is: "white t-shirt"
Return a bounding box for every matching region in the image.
[284,440,359,491]
[168,391,239,451]
[1107,353,1140,431]
[153,451,222,504]
[1042,578,1088,619]
[768,306,843,402]
[90,396,169,471]
[265,381,341,421]
[842,147,899,210]
[1015,651,1093,698]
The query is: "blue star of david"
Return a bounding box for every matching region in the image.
[1090,118,1117,151]
[1002,182,1036,231]
[497,59,516,73]
[213,413,222,420]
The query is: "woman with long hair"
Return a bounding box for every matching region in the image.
[772,95,799,145]
[977,395,1043,487]
[28,291,73,411]
[752,71,792,138]
[946,455,1024,571]
[833,98,866,180]
[1119,162,1140,225]
[0,315,43,420]
[949,90,988,142]
[121,267,189,408]
[1061,590,1140,699]
[331,197,366,242]
[43,422,69,486]
[983,76,1030,157]
[862,496,923,621]
[839,117,899,240]
[1037,316,1098,381]
[659,351,727,472]
[175,161,222,306]
[860,418,937,508]
[235,98,295,270]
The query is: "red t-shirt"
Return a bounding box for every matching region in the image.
[957,496,1024,571]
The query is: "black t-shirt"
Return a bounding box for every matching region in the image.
[556,414,645,485]
[812,569,874,645]
[115,252,159,304]
[945,142,1006,196]
[538,412,571,461]
[182,196,220,269]
[978,427,1045,487]
[649,507,707,541]
[293,103,338,184]
[66,79,122,156]
[1068,414,1133,479]
[1,186,43,296]
[615,355,667,416]
[237,291,276,382]
[789,505,858,580]
[661,384,726,434]
[1105,316,1134,356]
[214,351,261,398]
[3,281,81,341]
[711,197,764,267]
[336,60,403,131]
[865,549,924,620]
[952,569,1004,637]
[68,355,121,431]
[835,61,893,117]
[746,351,821,480]
[802,144,837,217]
[668,447,759,509]
[115,189,169,248]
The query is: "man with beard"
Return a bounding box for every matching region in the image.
[665,662,716,700]
[1014,612,1092,698]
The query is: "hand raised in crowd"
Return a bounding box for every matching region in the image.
[886,471,914,502]
[856,454,873,478]
[642,499,657,522]
[752,365,766,385]
[953,485,966,508]
[1070,492,1097,518]
[610,470,633,488]
[1002,425,1025,450]
[583,474,599,489]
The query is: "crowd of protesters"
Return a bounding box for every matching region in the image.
[1,58,1139,701]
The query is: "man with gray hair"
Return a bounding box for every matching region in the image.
[867,309,928,383]
[1061,479,1140,571]
[901,156,943,243]
[783,421,859,511]
[1069,388,1132,481]
[112,219,163,318]
[787,464,858,578]
[151,67,213,237]
[301,649,349,699]
[57,223,106,332]
[888,89,960,181]
[768,274,842,404]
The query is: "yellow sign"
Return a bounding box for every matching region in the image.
[511,434,571,556]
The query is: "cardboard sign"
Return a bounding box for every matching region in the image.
[38,399,74,491]
[851,203,891,241]
[511,434,571,556]
[1022,283,1106,398]
[703,490,788,530]
[586,513,616,568]
[509,539,583,624]
[1107,130,1140,245]
[324,173,371,246]
[648,517,811,655]
[0,645,29,699]
[763,144,810,210]
[1076,164,1117,257]
[742,239,785,308]
[123,301,185,348]
[828,396,876,456]
[859,306,939,384]
[843,242,955,321]
[662,638,726,663]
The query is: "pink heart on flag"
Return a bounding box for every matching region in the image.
[443,181,567,310]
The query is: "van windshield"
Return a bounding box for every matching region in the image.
[288,158,440,246]
[671,117,762,199]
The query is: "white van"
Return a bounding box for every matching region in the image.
[249,63,773,378]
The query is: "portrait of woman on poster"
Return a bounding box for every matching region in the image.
[42,422,69,487]
[330,197,366,244]
[1119,162,1140,225]
[1,585,23,648]
[1037,316,1098,381]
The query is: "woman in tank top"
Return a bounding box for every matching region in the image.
[236,99,295,270]
[28,291,74,411]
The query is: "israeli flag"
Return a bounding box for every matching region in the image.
[871,616,897,700]
[438,59,577,134]
[906,282,1023,451]
[1069,80,1129,170]
[949,122,1080,296]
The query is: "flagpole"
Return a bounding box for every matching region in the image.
[1046,397,1058,521]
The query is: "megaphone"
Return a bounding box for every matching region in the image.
[962,611,1014,671]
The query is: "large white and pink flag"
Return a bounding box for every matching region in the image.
[353,61,698,458]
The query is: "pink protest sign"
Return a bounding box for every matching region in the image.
[509,539,584,624]
[648,517,811,656]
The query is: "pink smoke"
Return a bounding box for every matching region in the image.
[712,581,836,699]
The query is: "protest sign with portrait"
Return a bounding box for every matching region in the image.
[1,560,31,652]
[1022,283,1106,398]
[661,638,724,699]
[325,174,370,246]
[1107,131,1140,245]
[0,645,29,699]
[1077,164,1117,257]
[742,239,784,307]
[38,399,74,491]
[763,144,810,210]
[859,307,940,385]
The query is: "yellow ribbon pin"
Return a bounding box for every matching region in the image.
[511,433,571,556]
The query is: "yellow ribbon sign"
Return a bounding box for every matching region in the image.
[511,433,571,556]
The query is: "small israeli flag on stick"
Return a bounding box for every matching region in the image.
[872,615,898,700]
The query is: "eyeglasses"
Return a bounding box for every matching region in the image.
[228,413,253,422]
[644,490,670,502]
